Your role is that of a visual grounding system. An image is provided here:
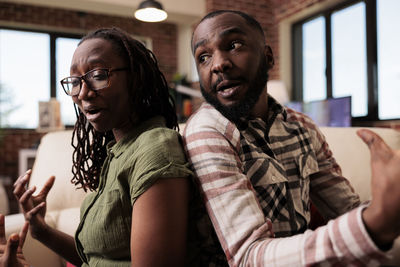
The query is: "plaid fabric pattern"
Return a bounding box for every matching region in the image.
[236,99,324,237]
[183,97,386,266]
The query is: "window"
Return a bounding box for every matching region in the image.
[56,37,80,126]
[0,28,81,128]
[377,0,400,120]
[331,2,367,117]
[293,0,400,121]
[0,30,50,128]
[302,16,326,102]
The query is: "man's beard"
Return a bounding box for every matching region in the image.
[200,59,268,123]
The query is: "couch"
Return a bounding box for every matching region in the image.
[4,126,400,266]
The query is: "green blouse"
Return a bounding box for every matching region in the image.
[74,116,194,267]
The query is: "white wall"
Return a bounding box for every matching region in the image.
[177,24,198,82]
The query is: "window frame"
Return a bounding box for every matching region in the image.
[0,26,83,128]
[0,26,83,97]
[0,26,153,128]
[292,0,387,123]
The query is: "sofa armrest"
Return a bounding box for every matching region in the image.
[0,182,9,215]
[56,207,81,237]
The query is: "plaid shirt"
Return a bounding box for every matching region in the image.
[183,97,386,266]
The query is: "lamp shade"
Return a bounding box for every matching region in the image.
[134,0,167,22]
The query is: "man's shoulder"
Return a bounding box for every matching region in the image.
[184,103,234,135]
[284,106,319,132]
[283,106,329,148]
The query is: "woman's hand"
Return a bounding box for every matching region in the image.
[13,170,55,239]
[0,214,29,267]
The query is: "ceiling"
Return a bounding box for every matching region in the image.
[4,0,206,24]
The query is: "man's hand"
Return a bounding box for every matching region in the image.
[358,129,400,248]
[0,214,29,267]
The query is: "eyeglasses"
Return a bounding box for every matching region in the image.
[60,67,129,96]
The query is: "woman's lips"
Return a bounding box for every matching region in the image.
[85,109,103,122]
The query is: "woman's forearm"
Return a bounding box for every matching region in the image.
[35,225,83,266]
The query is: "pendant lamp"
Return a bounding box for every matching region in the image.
[134,0,168,22]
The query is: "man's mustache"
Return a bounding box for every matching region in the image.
[211,75,243,92]
[211,76,223,92]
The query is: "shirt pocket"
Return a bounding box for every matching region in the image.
[244,157,288,185]
[244,157,290,222]
[296,152,319,179]
[293,152,319,212]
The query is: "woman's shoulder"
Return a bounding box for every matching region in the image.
[128,122,186,164]
[137,125,182,149]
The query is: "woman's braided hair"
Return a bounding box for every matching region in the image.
[71,27,178,191]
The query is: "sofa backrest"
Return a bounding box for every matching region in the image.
[319,127,400,202]
[29,127,400,211]
[30,130,87,212]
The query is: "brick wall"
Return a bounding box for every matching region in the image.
[0,129,43,179]
[0,129,45,212]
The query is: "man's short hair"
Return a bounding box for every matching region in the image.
[199,10,265,39]
[191,10,266,52]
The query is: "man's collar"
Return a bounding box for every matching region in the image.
[235,94,286,130]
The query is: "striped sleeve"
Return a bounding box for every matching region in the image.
[183,104,387,266]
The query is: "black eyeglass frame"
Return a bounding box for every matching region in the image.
[60,67,129,96]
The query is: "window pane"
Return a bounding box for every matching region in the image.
[377,0,400,119]
[332,2,367,117]
[56,37,80,126]
[0,30,50,128]
[302,16,326,102]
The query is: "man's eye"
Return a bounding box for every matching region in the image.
[199,54,211,63]
[230,41,243,50]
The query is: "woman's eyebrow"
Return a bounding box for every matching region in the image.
[69,58,108,72]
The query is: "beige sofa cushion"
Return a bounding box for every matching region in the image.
[320,127,400,202]
[29,130,87,212]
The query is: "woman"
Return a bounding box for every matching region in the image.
[11,27,197,267]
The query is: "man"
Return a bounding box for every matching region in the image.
[183,10,400,266]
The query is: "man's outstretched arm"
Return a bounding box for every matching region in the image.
[358,129,400,249]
